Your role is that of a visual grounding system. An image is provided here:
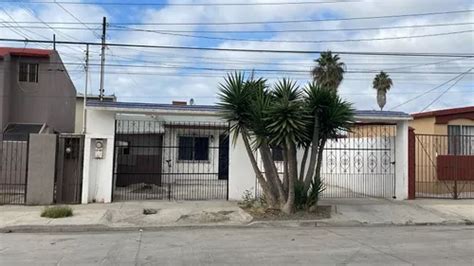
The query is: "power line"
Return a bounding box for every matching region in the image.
[389,68,474,110]
[4,9,473,26]
[4,21,473,33]
[54,1,101,38]
[420,69,472,112]
[0,0,361,7]
[1,37,473,57]
[119,28,474,44]
[4,60,473,75]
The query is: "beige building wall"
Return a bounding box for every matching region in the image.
[409,117,435,134]
[75,97,85,133]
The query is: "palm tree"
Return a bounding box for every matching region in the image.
[311,51,346,92]
[372,71,393,110]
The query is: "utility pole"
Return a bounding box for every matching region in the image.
[53,34,56,50]
[82,44,89,134]
[99,16,106,101]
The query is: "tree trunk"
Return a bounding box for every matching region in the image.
[241,131,278,208]
[314,138,327,183]
[304,115,320,191]
[282,141,297,214]
[299,146,309,182]
[260,143,286,204]
[377,90,387,111]
[282,147,289,195]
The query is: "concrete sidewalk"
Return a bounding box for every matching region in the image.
[0,198,472,232]
[317,198,474,226]
[0,201,253,232]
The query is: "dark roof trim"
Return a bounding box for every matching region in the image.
[87,100,411,120]
[87,100,220,112]
[412,106,474,119]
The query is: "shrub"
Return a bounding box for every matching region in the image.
[239,189,256,209]
[295,179,326,210]
[40,206,73,218]
[307,178,326,209]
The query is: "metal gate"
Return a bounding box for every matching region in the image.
[0,133,29,205]
[113,120,230,201]
[55,134,84,204]
[321,124,396,198]
[255,124,396,199]
[414,134,474,199]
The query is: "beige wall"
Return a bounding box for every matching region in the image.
[75,97,84,133]
[409,117,435,134]
[410,116,474,135]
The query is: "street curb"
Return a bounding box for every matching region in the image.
[1,219,473,233]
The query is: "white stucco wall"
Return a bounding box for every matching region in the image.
[81,109,115,203]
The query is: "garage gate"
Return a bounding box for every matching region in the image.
[256,124,396,199]
[113,120,230,201]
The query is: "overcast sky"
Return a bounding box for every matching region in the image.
[0,0,473,113]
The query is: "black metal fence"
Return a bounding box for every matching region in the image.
[255,124,396,199]
[415,134,474,199]
[113,120,230,201]
[0,133,29,205]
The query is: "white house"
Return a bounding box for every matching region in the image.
[81,100,411,204]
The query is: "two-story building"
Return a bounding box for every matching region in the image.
[0,47,76,137]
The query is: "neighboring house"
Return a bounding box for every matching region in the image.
[409,106,474,198]
[0,47,76,135]
[81,100,411,204]
[0,47,76,205]
[410,106,474,136]
[75,93,116,133]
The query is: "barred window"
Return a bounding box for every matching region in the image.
[19,63,39,83]
[178,136,209,161]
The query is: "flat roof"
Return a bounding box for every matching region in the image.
[87,100,411,121]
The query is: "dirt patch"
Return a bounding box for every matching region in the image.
[177,211,234,223]
[244,205,331,221]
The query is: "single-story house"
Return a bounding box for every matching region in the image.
[409,106,474,198]
[81,100,412,204]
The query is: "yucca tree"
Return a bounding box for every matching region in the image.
[218,73,280,208]
[218,72,354,214]
[301,83,355,191]
[311,51,346,92]
[372,71,393,110]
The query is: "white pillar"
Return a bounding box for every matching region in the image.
[228,134,256,200]
[395,121,409,200]
[81,137,91,204]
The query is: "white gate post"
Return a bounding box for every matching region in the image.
[395,121,409,200]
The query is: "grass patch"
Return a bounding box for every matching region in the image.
[40,206,73,219]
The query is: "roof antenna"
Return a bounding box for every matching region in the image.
[189,98,195,105]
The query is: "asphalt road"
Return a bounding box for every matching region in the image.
[1,226,473,265]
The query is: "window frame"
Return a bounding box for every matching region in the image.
[18,62,39,83]
[448,125,474,155]
[177,135,210,162]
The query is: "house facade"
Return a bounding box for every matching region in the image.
[0,47,76,134]
[82,100,412,204]
[409,106,474,198]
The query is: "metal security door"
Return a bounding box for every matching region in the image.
[55,135,84,204]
